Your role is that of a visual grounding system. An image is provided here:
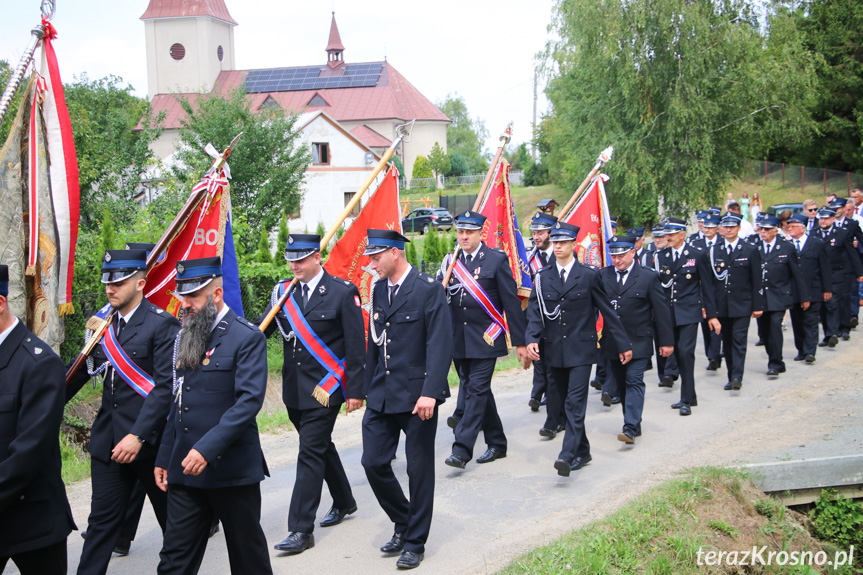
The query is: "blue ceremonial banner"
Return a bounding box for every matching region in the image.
[221,209,244,317]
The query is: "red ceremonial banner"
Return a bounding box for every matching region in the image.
[324,165,402,330]
[478,159,533,299]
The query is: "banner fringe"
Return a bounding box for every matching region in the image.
[311,386,330,407]
[58,302,74,316]
[25,265,36,277]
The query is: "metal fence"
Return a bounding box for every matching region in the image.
[740,160,863,195]
[405,171,524,191]
[439,194,478,216]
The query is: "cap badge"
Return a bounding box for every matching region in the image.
[464,211,471,218]
[176,263,184,274]
[555,222,561,228]
[288,236,294,244]
[104,253,112,262]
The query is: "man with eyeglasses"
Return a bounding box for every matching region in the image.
[801,199,819,233]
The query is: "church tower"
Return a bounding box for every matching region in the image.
[140,0,237,98]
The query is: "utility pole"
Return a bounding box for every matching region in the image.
[532,68,538,163]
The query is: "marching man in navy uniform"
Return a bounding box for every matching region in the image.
[815,206,863,348]
[0,265,76,574]
[526,212,558,420]
[155,257,272,575]
[655,218,720,416]
[67,248,179,575]
[442,211,527,470]
[525,223,632,475]
[786,213,832,363]
[346,230,452,570]
[690,215,723,372]
[706,213,764,390]
[757,215,810,377]
[598,236,673,444]
[259,234,363,555]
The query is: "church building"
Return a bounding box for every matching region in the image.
[141,0,450,183]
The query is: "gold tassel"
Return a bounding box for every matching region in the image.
[311,386,330,407]
[25,265,36,277]
[483,333,494,346]
[58,302,75,316]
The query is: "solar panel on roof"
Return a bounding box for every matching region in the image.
[245,63,384,93]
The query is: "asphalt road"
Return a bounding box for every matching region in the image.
[44,321,863,575]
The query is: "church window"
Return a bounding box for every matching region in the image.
[313,143,330,165]
[217,46,224,62]
[170,43,185,60]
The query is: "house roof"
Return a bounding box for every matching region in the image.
[350,125,392,148]
[295,110,382,161]
[145,61,449,130]
[326,12,344,53]
[140,0,238,26]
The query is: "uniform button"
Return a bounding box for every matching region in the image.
[563,335,567,339]
[387,339,391,344]
[183,428,189,433]
[464,322,468,325]
[386,322,391,327]
[185,386,191,392]
[386,355,391,360]
[560,298,564,301]
[132,351,136,356]
[215,362,220,367]
[385,370,391,375]
[113,403,118,409]
[297,362,301,366]
[183,407,189,412]
[18,495,24,501]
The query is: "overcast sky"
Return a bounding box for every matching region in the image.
[1,0,556,154]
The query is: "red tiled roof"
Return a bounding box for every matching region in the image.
[326,13,344,53]
[350,125,391,148]
[145,62,450,130]
[140,0,238,25]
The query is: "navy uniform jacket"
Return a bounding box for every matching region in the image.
[351,267,452,413]
[707,241,765,317]
[759,238,810,311]
[260,271,365,410]
[0,322,76,556]
[598,264,673,360]
[687,231,704,244]
[445,244,526,359]
[526,262,632,368]
[655,246,718,325]
[640,248,657,268]
[67,298,180,462]
[689,236,721,253]
[794,236,832,302]
[836,217,863,249]
[814,225,863,290]
[156,309,269,489]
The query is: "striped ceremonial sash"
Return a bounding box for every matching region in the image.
[528,249,543,274]
[452,260,507,345]
[101,323,155,397]
[278,283,346,406]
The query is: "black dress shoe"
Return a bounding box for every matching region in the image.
[528,398,540,412]
[540,395,547,406]
[818,340,829,347]
[397,550,424,569]
[381,532,406,554]
[572,454,592,470]
[804,355,816,363]
[672,400,697,409]
[320,504,358,527]
[706,360,719,371]
[679,404,692,416]
[446,416,460,430]
[553,458,571,477]
[617,431,634,444]
[841,333,850,341]
[793,354,805,361]
[776,366,786,373]
[601,392,613,407]
[852,317,859,329]
[755,339,764,346]
[723,382,732,391]
[659,376,674,388]
[476,447,506,464]
[539,427,557,439]
[113,540,131,557]
[81,530,87,540]
[274,532,315,554]
[209,520,220,538]
[828,335,839,347]
[444,453,467,469]
[766,369,779,377]
[731,379,742,390]
[590,379,602,390]
[611,396,621,405]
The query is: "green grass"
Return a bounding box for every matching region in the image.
[499,467,827,575]
[256,409,292,434]
[60,432,90,484]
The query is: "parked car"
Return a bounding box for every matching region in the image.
[401,207,454,234]
[765,203,804,216]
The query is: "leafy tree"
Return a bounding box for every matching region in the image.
[100,208,116,253]
[412,155,433,179]
[168,87,311,252]
[277,213,289,256]
[0,60,25,146]
[427,142,451,186]
[406,241,418,266]
[448,152,469,177]
[543,0,817,223]
[437,94,490,174]
[315,221,328,258]
[63,75,164,229]
[391,155,405,176]
[255,228,272,263]
[505,143,532,172]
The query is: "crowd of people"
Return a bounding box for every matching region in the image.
[1,189,861,574]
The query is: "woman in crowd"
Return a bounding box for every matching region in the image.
[750,192,762,223]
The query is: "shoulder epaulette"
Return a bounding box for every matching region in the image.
[21,335,50,360]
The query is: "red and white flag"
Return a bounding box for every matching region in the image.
[325,165,402,331]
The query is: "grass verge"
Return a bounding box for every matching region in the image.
[500,466,839,575]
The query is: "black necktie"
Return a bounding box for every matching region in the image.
[116,316,125,337]
[617,269,627,288]
[465,253,473,265]
[389,284,399,305]
[302,284,310,308]
[673,250,679,262]
[727,243,732,255]
[794,239,801,253]
[559,268,567,285]
[764,243,771,256]
[539,251,548,267]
